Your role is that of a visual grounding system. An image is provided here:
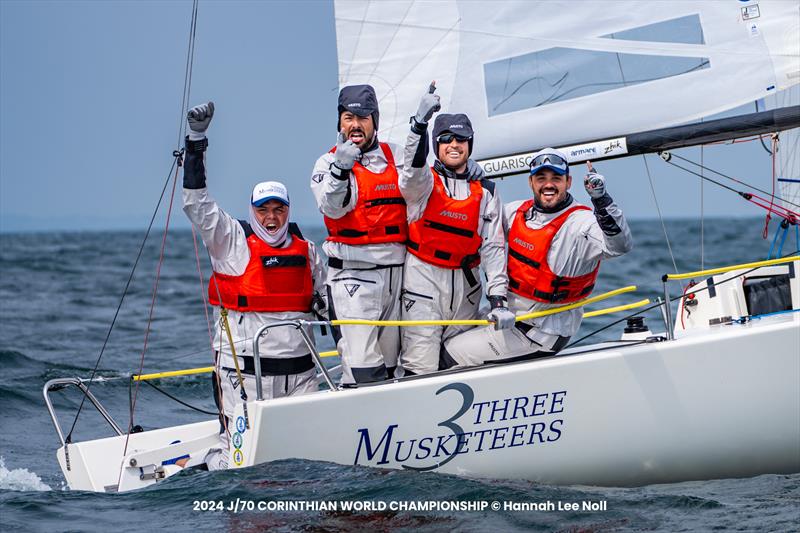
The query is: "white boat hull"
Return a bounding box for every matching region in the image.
[230,315,800,486]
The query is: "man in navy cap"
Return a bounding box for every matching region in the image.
[310,85,406,385]
[442,147,632,368]
[183,102,327,469]
[397,83,512,376]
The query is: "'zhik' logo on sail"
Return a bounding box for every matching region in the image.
[353,383,567,471]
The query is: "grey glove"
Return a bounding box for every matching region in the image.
[311,292,328,320]
[487,306,516,330]
[584,172,606,199]
[334,132,361,170]
[187,102,214,140]
[414,82,441,124]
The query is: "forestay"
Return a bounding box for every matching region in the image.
[334,0,800,170]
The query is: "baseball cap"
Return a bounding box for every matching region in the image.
[251,181,290,207]
[529,148,569,176]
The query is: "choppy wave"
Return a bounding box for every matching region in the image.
[1,223,798,532]
[0,457,50,492]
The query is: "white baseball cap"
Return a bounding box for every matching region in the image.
[251,181,289,207]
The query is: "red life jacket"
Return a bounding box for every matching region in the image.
[407,171,483,269]
[208,223,313,313]
[324,143,408,245]
[507,200,599,303]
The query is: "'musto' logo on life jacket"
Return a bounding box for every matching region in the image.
[513,237,534,250]
[374,184,396,191]
[439,210,468,221]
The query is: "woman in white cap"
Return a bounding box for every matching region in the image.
[182,102,327,470]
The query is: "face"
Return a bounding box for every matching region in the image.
[253,199,288,234]
[529,169,572,209]
[339,112,375,148]
[437,136,470,172]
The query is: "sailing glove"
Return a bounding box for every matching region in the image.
[187,102,214,140]
[487,295,515,330]
[584,172,606,199]
[334,132,361,170]
[414,83,441,125]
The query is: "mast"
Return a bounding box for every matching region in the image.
[478,106,800,178]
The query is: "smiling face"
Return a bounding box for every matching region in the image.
[437,137,470,173]
[253,199,289,235]
[529,169,572,209]
[339,112,375,149]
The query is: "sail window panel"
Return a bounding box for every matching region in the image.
[601,14,705,45]
[485,48,710,117]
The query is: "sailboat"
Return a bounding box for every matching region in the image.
[43,0,799,492]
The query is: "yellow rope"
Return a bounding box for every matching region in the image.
[665,256,799,281]
[330,285,637,326]
[583,298,650,318]
[132,286,640,381]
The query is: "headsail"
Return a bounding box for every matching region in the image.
[335,0,799,166]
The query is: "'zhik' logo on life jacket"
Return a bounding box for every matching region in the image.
[374,184,396,191]
[439,210,468,221]
[513,238,534,251]
[263,257,280,266]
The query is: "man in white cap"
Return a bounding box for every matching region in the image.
[397,83,513,376]
[182,102,326,470]
[310,84,406,385]
[441,148,632,367]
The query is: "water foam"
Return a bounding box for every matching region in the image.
[0,456,51,491]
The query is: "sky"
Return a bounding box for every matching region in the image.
[0,0,795,233]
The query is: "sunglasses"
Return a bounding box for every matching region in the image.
[436,133,472,144]
[530,153,569,174]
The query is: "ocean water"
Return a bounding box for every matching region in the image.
[1,219,798,532]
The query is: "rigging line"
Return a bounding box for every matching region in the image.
[141,379,217,416]
[191,225,215,354]
[763,135,778,238]
[755,100,773,155]
[365,0,415,85]
[610,35,679,276]
[667,152,800,210]
[123,162,181,457]
[176,0,199,146]
[643,154,679,274]
[64,157,177,443]
[701,138,704,271]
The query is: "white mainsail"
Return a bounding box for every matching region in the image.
[335,0,800,164]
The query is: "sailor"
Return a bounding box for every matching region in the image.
[182,102,326,470]
[310,84,406,385]
[442,148,632,367]
[398,84,513,375]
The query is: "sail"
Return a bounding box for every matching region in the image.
[334,0,800,166]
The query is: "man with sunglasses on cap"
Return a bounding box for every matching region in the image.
[441,148,632,367]
[310,84,406,385]
[397,83,511,376]
[183,102,327,470]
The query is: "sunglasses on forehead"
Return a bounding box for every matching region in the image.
[530,153,569,174]
[436,132,472,144]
